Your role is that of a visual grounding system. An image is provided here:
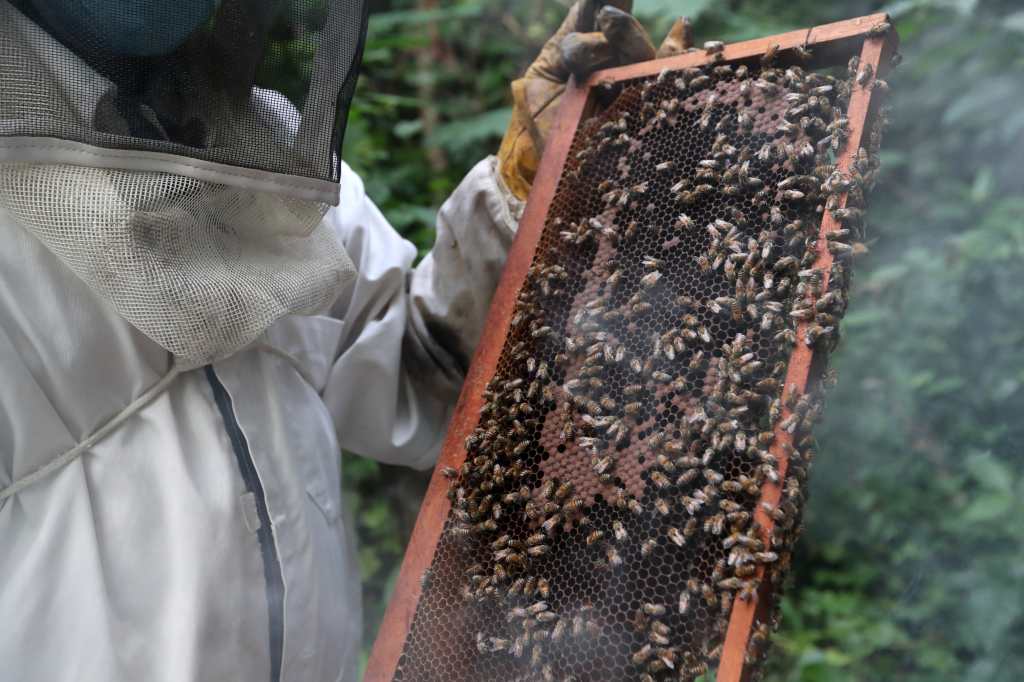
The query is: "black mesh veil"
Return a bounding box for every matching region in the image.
[0,0,369,203]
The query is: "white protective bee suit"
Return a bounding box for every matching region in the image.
[0,1,523,680]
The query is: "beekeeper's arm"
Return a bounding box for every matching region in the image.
[320,1,688,469]
[319,158,518,469]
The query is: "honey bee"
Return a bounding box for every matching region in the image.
[684,656,712,681]
[632,643,653,665]
[567,614,584,639]
[650,471,671,489]
[867,21,891,38]
[475,631,489,654]
[761,501,787,523]
[507,605,528,621]
[632,302,653,316]
[586,530,605,546]
[510,635,526,658]
[655,454,676,474]
[554,481,574,501]
[648,630,670,647]
[606,545,624,568]
[639,271,662,289]
[719,499,742,514]
[704,513,726,535]
[525,601,549,616]
[564,497,585,514]
[701,583,718,606]
[540,479,556,500]
[736,563,757,578]
[760,42,780,65]
[623,401,643,415]
[507,578,526,598]
[681,495,704,516]
[738,582,758,602]
[856,63,874,87]
[690,74,711,89]
[641,255,664,272]
[609,487,628,510]
[628,535,655,560]
[667,527,686,547]
[549,617,567,643]
[703,468,724,485]
[612,520,628,542]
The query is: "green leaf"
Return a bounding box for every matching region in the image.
[369,4,485,31]
[970,167,994,203]
[965,451,1013,494]
[962,493,1012,522]
[393,119,423,139]
[633,0,714,19]
[922,374,964,397]
[1004,10,1024,33]
[430,107,512,154]
[942,77,1018,127]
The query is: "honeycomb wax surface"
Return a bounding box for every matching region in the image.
[394,52,884,682]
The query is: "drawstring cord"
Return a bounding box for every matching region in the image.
[0,362,183,503]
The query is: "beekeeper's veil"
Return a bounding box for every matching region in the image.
[0,0,368,367]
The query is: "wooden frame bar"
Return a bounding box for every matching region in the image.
[366,14,898,682]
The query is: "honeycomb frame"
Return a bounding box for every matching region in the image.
[367,14,898,682]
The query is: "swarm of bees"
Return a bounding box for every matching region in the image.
[395,29,893,682]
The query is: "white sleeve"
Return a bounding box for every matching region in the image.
[321,156,523,469]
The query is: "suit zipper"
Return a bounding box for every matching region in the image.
[205,366,284,682]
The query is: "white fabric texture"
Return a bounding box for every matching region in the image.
[0,156,519,681]
[0,12,359,367]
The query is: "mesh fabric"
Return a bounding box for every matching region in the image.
[0,163,355,367]
[0,0,368,202]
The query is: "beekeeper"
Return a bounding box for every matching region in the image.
[0,1,686,680]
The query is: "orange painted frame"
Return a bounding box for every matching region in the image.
[365,14,898,682]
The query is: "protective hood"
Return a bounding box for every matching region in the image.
[0,0,369,202]
[0,1,368,367]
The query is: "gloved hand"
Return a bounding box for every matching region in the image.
[498,2,694,201]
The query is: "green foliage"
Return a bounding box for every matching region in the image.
[760,2,1024,680]
[271,0,1024,677]
[342,455,429,673]
[340,0,556,254]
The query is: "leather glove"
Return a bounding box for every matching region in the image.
[498,2,694,201]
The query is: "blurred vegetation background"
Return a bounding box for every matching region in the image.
[333,0,1024,679]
